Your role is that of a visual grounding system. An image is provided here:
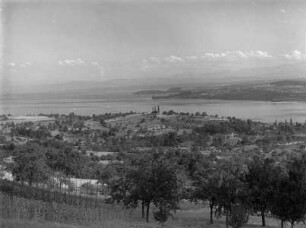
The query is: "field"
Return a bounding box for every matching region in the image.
[0,116,55,124]
[0,212,302,228]
[0,171,304,228]
[0,191,304,228]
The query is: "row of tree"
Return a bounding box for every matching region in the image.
[101,148,306,228]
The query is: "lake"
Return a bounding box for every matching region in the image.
[1,95,306,123]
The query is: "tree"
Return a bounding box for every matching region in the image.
[192,153,219,224]
[45,146,91,178]
[151,153,182,223]
[109,151,183,223]
[244,155,276,226]
[269,155,306,228]
[96,163,117,186]
[213,158,249,228]
[193,151,249,228]
[12,144,50,186]
[108,162,134,207]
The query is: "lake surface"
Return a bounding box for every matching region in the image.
[1,95,306,123]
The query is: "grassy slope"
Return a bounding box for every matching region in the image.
[0,219,154,228]
[1,199,305,228]
[0,218,277,228]
[0,219,82,228]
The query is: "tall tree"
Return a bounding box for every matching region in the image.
[244,155,276,226]
[269,155,306,228]
[109,151,183,223]
[192,153,218,224]
[213,157,249,228]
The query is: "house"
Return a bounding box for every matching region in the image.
[3,156,14,164]
[0,165,13,181]
[86,151,117,157]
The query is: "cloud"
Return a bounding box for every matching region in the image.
[247,51,272,59]
[142,50,272,66]
[164,55,184,63]
[56,58,104,76]
[58,59,105,67]
[8,62,16,67]
[75,58,85,64]
[142,59,149,65]
[7,61,33,68]
[58,58,88,66]
[201,50,272,60]
[280,8,286,13]
[284,50,306,61]
[21,62,33,67]
[185,56,199,61]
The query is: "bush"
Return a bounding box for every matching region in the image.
[153,206,171,225]
[229,203,249,228]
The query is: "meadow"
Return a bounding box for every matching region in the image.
[1,191,304,228]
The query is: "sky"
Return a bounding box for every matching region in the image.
[1,0,306,91]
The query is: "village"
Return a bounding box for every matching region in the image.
[1,107,306,195]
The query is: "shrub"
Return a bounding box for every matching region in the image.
[153,206,171,226]
[229,203,249,228]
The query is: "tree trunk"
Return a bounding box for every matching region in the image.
[146,201,150,223]
[226,209,229,228]
[261,210,266,226]
[209,200,214,224]
[281,219,284,228]
[142,201,145,219]
[291,222,294,228]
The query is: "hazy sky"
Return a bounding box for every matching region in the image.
[2,0,306,89]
